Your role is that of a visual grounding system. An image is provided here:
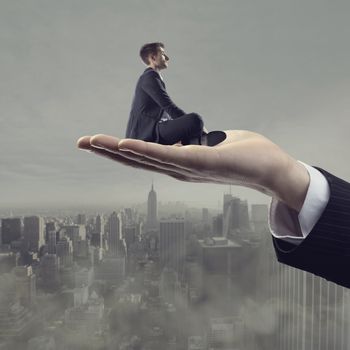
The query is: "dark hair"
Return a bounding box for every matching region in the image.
[139,42,164,64]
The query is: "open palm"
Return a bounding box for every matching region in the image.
[77,130,308,211]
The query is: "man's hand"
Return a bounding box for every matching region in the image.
[77,130,309,212]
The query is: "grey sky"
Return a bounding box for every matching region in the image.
[1,0,350,209]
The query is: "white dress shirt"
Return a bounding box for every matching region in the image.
[269,162,330,245]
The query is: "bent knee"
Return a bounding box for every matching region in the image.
[187,113,204,130]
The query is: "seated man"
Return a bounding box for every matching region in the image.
[125,42,225,146]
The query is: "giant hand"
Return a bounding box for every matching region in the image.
[77,131,309,212]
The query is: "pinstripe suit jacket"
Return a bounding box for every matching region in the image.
[273,167,350,288]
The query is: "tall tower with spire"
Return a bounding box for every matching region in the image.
[147,182,158,230]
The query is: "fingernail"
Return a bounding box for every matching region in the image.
[90,142,105,149]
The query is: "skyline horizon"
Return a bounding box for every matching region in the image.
[0,182,270,213]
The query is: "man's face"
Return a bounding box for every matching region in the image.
[151,47,169,70]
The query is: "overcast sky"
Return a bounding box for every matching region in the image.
[1,0,350,210]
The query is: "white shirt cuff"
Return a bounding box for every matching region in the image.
[269,162,330,245]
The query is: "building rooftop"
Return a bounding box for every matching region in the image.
[198,237,241,249]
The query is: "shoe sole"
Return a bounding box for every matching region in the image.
[206,131,226,146]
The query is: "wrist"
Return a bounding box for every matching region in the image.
[276,157,310,212]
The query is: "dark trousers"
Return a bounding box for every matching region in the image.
[156,113,204,145]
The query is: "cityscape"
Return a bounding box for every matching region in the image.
[0,184,349,350]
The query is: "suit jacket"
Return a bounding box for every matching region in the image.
[125,67,185,142]
[273,167,350,288]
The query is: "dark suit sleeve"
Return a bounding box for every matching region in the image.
[141,71,185,119]
[272,167,350,288]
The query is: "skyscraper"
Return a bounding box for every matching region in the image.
[94,256,126,285]
[251,204,269,233]
[212,214,223,237]
[47,230,57,254]
[95,215,104,235]
[76,213,87,225]
[223,194,250,237]
[159,219,185,275]
[147,183,158,230]
[1,218,21,245]
[56,237,73,268]
[45,221,57,242]
[107,211,123,257]
[197,237,243,308]
[202,208,210,226]
[160,267,181,305]
[274,263,350,350]
[63,225,86,254]
[239,199,250,230]
[124,208,134,224]
[39,254,60,290]
[222,194,240,237]
[23,216,45,252]
[13,265,36,306]
[91,215,104,248]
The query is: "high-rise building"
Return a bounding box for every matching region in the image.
[198,237,243,308]
[123,224,138,249]
[39,254,60,290]
[160,267,181,305]
[23,216,45,252]
[0,252,17,274]
[212,214,223,237]
[1,218,21,245]
[13,266,36,306]
[239,199,250,230]
[274,263,350,350]
[91,216,104,248]
[107,212,123,257]
[94,257,125,285]
[124,208,134,224]
[159,219,185,275]
[222,194,240,237]
[73,285,89,307]
[47,231,57,254]
[91,231,103,248]
[147,183,158,230]
[63,225,86,243]
[74,239,89,259]
[202,208,210,225]
[0,300,33,342]
[251,204,269,232]
[95,215,104,235]
[122,222,140,274]
[64,291,104,333]
[45,222,57,242]
[223,194,251,238]
[91,245,104,264]
[76,213,87,225]
[56,237,73,268]
[63,225,86,255]
[74,266,93,288]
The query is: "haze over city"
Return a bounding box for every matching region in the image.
[1,184,347,349]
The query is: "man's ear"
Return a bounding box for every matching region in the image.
[148,54,155,63]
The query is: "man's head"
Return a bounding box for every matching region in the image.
[140,42,169,70]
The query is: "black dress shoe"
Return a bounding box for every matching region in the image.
[201,131,226,146]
